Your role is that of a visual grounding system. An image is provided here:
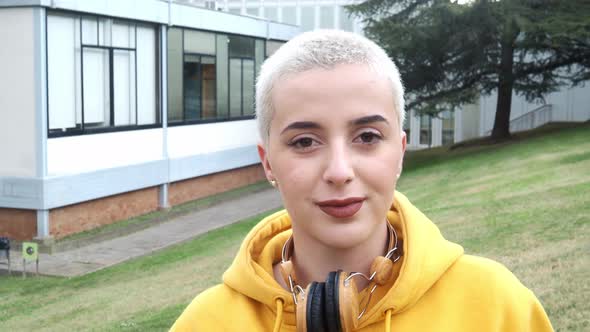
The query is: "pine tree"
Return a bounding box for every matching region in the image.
[347,0,590,140]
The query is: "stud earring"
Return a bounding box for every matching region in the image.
[270,179,278,187]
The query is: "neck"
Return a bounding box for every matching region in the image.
[290,221,389,291]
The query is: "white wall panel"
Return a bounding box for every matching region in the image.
[47,14,79,130]
[480,84,590,135]
[46,0,170,25]
[136,25,157,125]
[83,48,110,124]
[167,119,259,158]
[0,1,298,40]
[113,50,136,125]
[47,129,164,175]
[571,86,590,121]
[0,8,37,177]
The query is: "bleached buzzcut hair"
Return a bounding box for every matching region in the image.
[255,29,405,145]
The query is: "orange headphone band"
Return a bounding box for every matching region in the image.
[281,221,403,332]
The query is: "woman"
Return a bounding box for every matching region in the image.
[171,30,553,332]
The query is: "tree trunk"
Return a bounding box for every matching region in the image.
[491,17,518,141]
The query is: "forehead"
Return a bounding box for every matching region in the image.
[270,64,397,124]
[275,63,387,92]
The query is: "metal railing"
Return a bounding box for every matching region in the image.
[485,104,553,135]
[510,104,553,133]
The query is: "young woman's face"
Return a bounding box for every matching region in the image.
[258,64,406,249]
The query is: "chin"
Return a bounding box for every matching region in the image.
[314,219,373,250]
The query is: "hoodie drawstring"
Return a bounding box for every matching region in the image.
[273,298,284,332]
[384,308,393,332]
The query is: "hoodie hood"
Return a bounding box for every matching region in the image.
[223,191,464,328]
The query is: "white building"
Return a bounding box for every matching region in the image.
[211,0,590,149]
[0,0,296,241]
[1,0,588,241]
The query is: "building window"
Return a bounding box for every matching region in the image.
[184,30,217,120]
[246,7,259,17]
[420,114,431,146]
[264,6,278,22]
[47,12,159,137]
[339,7,354,32]
[229,35,255,117]
[184,55,216,120]
[442,111,455,145]
[168,29,265,124]
[319,6,334,29]
[282,6,297,25]
[301,6,315,31]
[265,40,284,58]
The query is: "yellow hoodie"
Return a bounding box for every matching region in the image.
[171,191,553,331]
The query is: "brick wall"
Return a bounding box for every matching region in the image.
[169,164,266,206]
[1,164,266,241]
[49,187,159,239]
[0,208,37,241]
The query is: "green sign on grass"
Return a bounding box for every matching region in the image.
[22,242,38,261]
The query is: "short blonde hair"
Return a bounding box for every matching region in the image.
[255,29,405,144]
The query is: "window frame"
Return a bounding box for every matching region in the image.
[419,114,432,146]
[181,52,218,122]
[441,110,455,146]
[46,10,161,138]
[167,29,266,127]
[403,118,411,145]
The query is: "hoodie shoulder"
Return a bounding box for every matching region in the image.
[169,284,229,332]
[170,283,280,332]
[439,254,554,331]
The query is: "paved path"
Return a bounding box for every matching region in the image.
[1,188,282,277]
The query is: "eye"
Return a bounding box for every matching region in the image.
[355,131,382,145]
[288,136,320,151]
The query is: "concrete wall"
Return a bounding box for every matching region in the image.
[47,129,165,176]
[167,119,259,158]
[480,85,590,135]
[0,162,265,240]
[0,8,37,177]
[545,85,590,122]
[458,101,481,142]
[0,0,299,40]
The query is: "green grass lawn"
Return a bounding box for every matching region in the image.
[1,123,588,331]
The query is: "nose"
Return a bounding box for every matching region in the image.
[322,142,354,186]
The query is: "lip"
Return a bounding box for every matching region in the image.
[316,197,365,218]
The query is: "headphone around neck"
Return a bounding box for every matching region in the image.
[280,222,403,332]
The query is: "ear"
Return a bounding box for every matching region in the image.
[257,143,274,182]
[398,131,407,176]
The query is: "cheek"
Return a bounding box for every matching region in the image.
[361,149,402,193]
[273,156,317,195]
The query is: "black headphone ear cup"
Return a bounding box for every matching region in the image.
[306,282,327,332]
[324,271,343,332]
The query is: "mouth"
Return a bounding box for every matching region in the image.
[315,197,365,219]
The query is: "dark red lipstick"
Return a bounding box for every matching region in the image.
[316,197,365,218]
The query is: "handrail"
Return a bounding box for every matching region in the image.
[509,104,552,124]
[485,104,553,135]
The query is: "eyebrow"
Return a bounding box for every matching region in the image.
[280,121,321,134]
[280,115,389,135]
[351,115,389,126]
